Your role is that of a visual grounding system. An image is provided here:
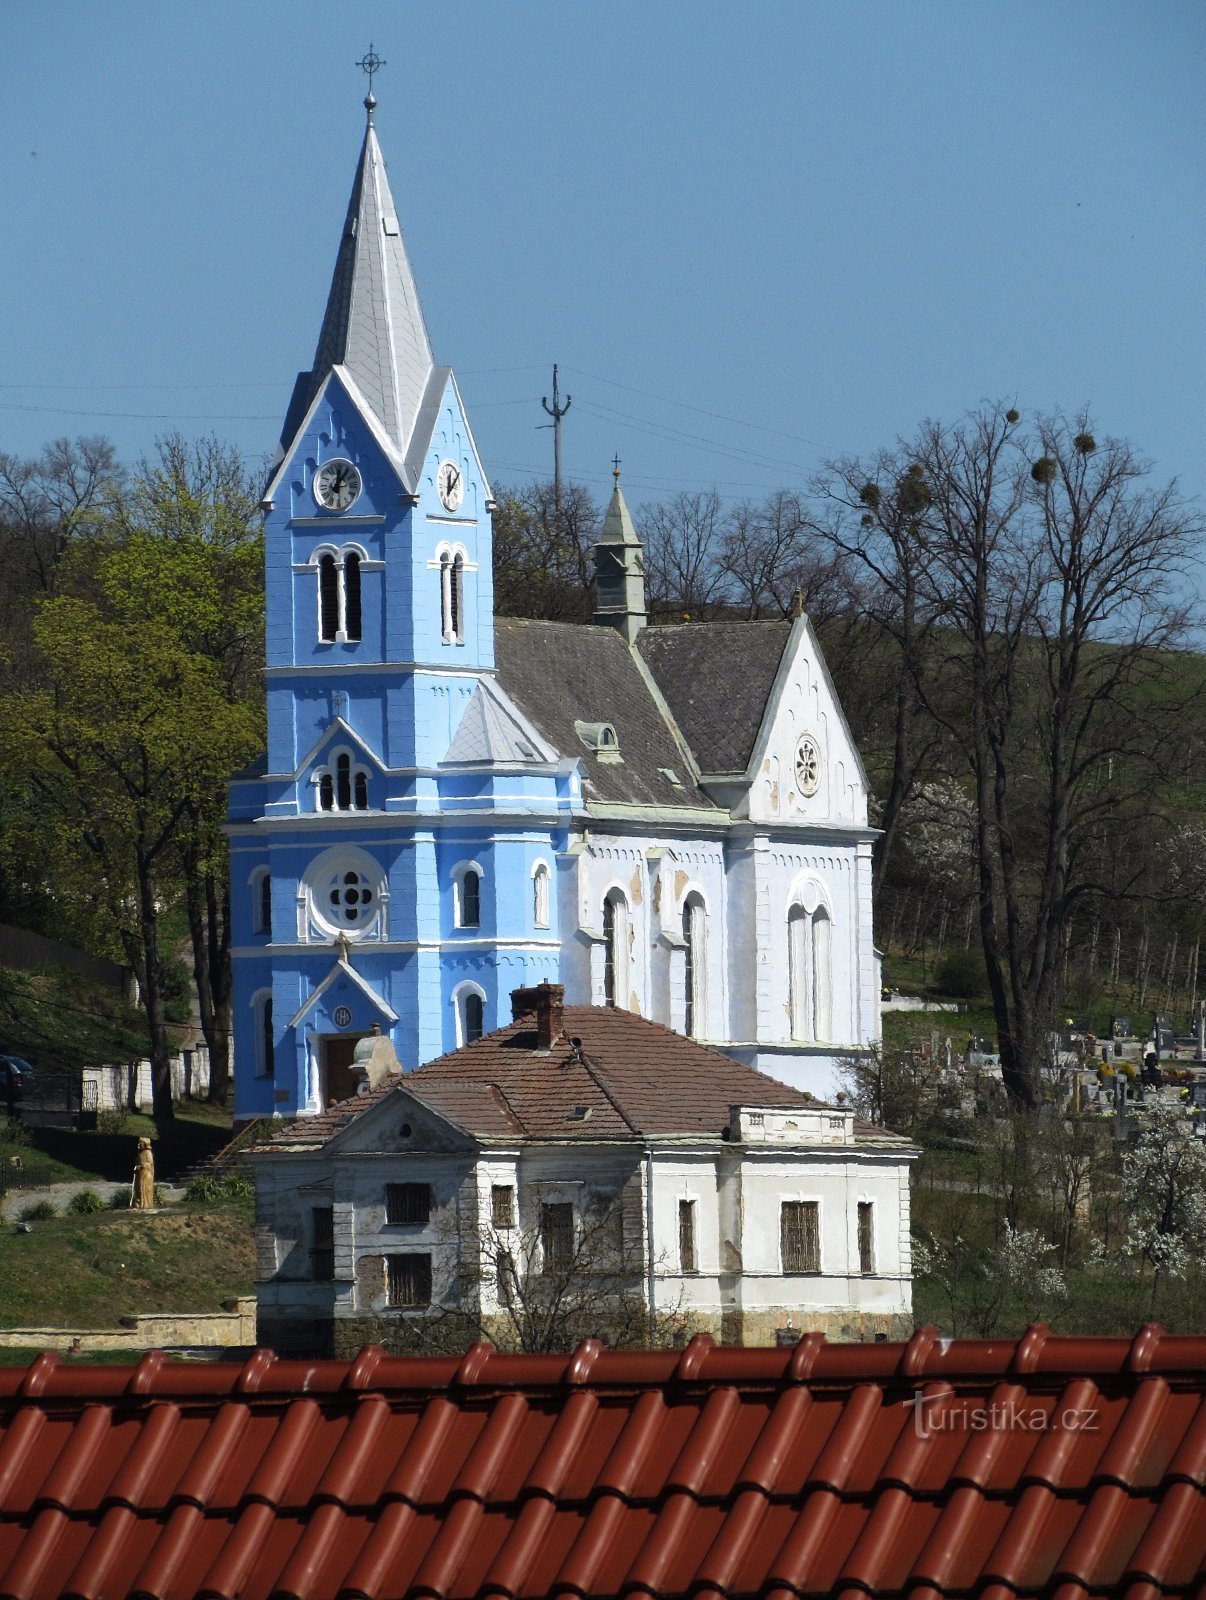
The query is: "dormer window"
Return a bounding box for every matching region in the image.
[314,546,364,644]
[574,720,622,762]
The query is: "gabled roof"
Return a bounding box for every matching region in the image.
[493,618,717,811]
[2,1327,1203,1600]
[285,956,398,1030]
[255,1004,886,1149]
[299,111,434,456]
[637,619,792,775]
[443,675,559,766]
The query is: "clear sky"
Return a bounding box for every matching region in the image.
[3,1,1203,518]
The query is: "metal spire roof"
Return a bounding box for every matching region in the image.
[597,468,642,548]
[306,98,435,453]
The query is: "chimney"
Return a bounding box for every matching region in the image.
[511,982,565,1050]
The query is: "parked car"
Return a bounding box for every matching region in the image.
[0,1055,33,1103]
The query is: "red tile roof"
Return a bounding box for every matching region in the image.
[1,1325,1203,1599]
[257,1005,908,1151]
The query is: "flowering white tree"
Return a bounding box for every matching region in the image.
[913,1221,1067,1337]
[1121,1102,1206,1310]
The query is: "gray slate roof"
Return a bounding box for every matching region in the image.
[444,677,557,766]
[493,619,717,811]
[304,117,434,454]
[637,620,791,774]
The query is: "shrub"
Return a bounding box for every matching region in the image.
[67,1189,106,1215]
[95,1110,130,1136]
[185,1170,253,1204]
[18,1200,57,1222]
[935,947,988,999]
[109,1188,131,1209]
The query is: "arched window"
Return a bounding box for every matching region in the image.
[343,551,361,641]
[262,996,274,1076]
[682,893,706,1038]
[451,553,464,642]
[252,990,275,1077]
[314,748,370,813]
[318,553,339,642]
[603,889,628,1008]
[788,899,832,1042]
[532,862,551,929]
[464,992,484,1042]
[255,871,272,937]
[460,869,481,929]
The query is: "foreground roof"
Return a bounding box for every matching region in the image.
[1,1326,1202,1600]
[255,1004,883,1150]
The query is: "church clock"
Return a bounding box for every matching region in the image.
[437,458,464,513]
[314,458,362,512]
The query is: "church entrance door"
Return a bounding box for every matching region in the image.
[322,1033,369,1107]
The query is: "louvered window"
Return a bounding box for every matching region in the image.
[781,1200,820,1274]
[258,872,272,936]
[386,1182,431,1226]
[343,551,362,640]
[387,1253,432,1307]
[318,553,340,641]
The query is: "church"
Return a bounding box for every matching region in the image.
[227,93,881,1123]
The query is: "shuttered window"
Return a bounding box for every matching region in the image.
[781,1200,820,1274]
[387,1253,432,1307]
[858,1201,875,1275]
[678,1199,697,1273]
[386,1183,431,1226]
[492,1185,515,1228]
[541,1202,574,1273]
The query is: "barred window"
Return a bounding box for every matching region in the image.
[492,1185,515,1228]
[311,1206,334,1282]
[387,1253,432,1307]
[780,1200,820,1274]
[541,1202,574,1273]
[386,1182,431,1226]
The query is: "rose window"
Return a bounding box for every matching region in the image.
[326,868,375,926]
[795,735,821,796]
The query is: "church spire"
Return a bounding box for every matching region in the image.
[302,95,434,455]
[593,458,648,643]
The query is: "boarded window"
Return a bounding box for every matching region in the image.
[678,1199,696,1273]
[387,1253,432,1307]
[386,1183,431,1226]
[858,1201,875,1275]
[492,1185,515,1228]
[311,1206,334,1281]
[780,1200,820,1274]
[541,1202,574,1273]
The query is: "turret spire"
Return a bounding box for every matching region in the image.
[593,462,647,643]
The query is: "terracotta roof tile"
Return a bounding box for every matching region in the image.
[1,1328,1204,1599]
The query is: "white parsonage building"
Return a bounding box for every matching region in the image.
[251,986,916,1352]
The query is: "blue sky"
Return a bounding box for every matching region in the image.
[3,1,1202,518]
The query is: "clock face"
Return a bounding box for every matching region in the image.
[314,458,362,512]
[437,458,465,513]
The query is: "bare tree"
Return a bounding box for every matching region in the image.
[492,480,598,620]
[907,407,1199,1107]
[722,489,859,622]
[638,490,731,620]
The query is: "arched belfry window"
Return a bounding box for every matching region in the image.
[438,543,469,644]
[788,895,832,1042]
[603,889,629,1008]
[315,747,370,813]
[315,547,364,644]
[682,893,706,1038]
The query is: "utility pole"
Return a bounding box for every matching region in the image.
[541,364,572,513]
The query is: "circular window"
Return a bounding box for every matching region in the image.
[795,735,821,796]
[305,848,385,939]
[327,868,374,925]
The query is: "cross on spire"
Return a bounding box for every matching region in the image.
[612,454,622,483]
[356,43,386,114]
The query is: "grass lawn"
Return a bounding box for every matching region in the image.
[0,1197,255,1328]
[2,1100,234,1189]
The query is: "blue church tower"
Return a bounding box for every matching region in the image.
[228,94,573,1118]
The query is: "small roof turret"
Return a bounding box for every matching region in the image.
[593,459,647,643]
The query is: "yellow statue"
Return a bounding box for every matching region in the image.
[131,1137,155,1209]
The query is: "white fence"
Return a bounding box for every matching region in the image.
[85,1047,211,1113]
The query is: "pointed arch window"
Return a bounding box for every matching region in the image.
[315,547,365,644]
[682,893,706,1038]
[603,889,629,1008]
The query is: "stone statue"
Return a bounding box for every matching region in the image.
[131,1137,155,1209]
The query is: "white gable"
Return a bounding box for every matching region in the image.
[741,617,869,826]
